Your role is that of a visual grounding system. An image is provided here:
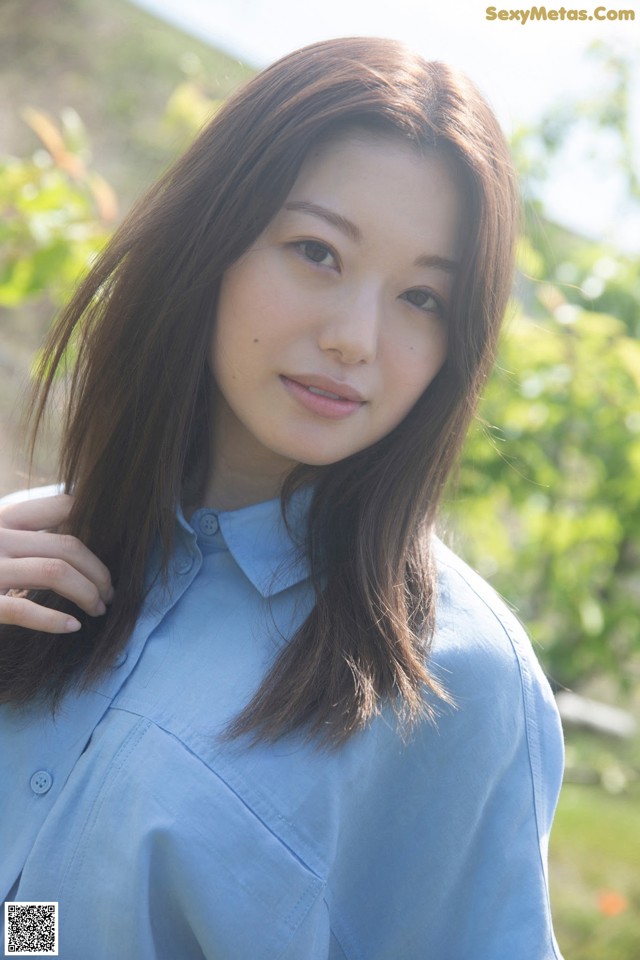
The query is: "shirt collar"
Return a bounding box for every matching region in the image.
[177,487,313,598]
[0,484,312,601]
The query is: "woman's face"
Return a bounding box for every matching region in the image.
[210,131,463,491]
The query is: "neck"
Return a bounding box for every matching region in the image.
[193,391,296,513]
[199,461,288,512]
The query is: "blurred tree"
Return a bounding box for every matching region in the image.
[450,280,640,689]
[451,43,640,691]
[0,108,116,313]
[0,80,219,327]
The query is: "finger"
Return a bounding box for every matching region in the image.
[0,528,113,604]
[0,493,75,533]
[0,557,107,618]
[0,593,82,634]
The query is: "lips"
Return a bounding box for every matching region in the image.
[280,374,365,420]
[282,374,365,403]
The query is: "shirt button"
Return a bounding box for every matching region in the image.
[175,555,194,575]
[30,770,53,795]
[113,650,128,668]
[198,513,219,537]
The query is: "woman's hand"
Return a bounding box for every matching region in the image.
[0,494,114,633]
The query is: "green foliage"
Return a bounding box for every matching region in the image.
[450,271,640,688]
[0,108,115,310]
[0,76,220,313]
[449,42,640,692]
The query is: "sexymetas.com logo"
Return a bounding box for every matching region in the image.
[486,5,635,21]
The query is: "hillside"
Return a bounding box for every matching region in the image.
[0,0,251,201]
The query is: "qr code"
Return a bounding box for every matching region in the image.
[4,902,58,956]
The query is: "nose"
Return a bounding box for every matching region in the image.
[317,286,381,365]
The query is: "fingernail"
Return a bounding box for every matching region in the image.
[95,600,107,616]
[65,618,82,632]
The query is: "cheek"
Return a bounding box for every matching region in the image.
[426,326,448,378]
[389,324,448,402]
[210,280,263,381]
[214,263,299,357]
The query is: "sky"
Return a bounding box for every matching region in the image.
[130,0,640,250]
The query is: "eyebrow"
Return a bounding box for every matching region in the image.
[414,253,459,274]
[282,200,459,274]
[283,200,362,242]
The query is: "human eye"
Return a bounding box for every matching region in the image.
[293,240,338,269]
[401,288,445,316]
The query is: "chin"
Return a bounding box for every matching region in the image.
[289,443,371,468]
[263,429,381,470]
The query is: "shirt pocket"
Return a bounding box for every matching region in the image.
[17,713,326,960]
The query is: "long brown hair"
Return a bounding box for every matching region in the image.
[0,38,518,744]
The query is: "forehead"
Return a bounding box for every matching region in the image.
[279,130,464,260]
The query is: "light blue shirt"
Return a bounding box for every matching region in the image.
[1,489,564,959]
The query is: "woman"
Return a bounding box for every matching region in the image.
[0,37,564,959]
